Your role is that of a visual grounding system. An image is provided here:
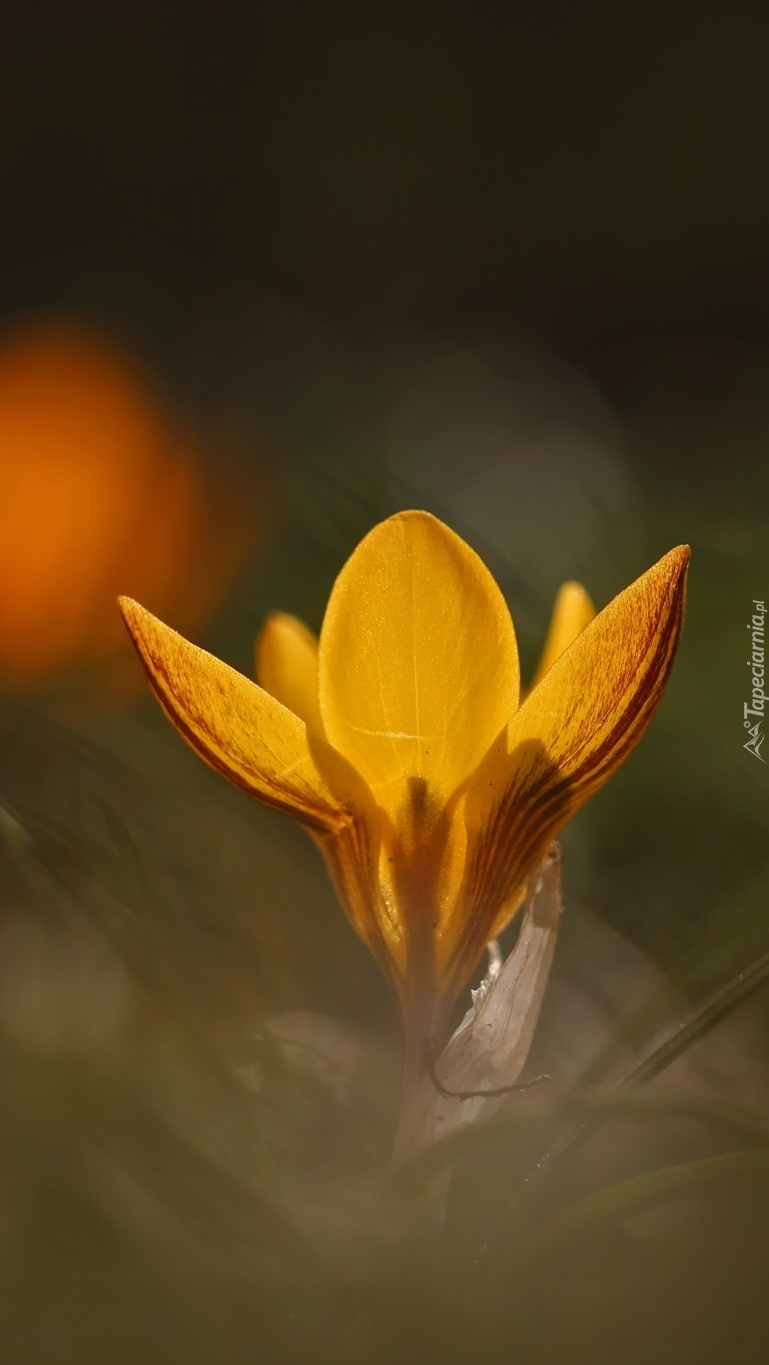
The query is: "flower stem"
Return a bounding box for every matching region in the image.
[401,999,433,1108]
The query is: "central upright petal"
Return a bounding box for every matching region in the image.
[317,511,520,816]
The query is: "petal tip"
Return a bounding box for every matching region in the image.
[656,545,691,607]
[117,594,144,636]
[663,544,691,575]
[637,545,690,608]
[117,595,166,651]
[118,594,151,625]
[383,508,442,531]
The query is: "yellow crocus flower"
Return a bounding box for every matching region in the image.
[528,580,596,691]
[119,511,688,1078]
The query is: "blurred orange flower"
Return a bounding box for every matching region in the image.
[0,323,259,692]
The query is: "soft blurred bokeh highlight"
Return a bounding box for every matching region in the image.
[0,322,264,695]
[1,6,768,1363]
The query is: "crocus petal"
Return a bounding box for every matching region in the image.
[318,510,520,812]
[119,597,352,834]
[530,580,595,689]
[255,612,322,733]
[445,546,690,1003]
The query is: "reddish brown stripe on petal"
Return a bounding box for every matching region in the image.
[441,562,687,1005]
[118,596,354,837]
[142,645,348,833]
[317,819,405,999]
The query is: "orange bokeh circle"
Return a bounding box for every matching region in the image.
[0,323,259,691]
